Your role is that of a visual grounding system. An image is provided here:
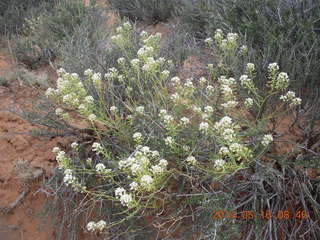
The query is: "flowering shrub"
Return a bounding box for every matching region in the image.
[47,23,302,236]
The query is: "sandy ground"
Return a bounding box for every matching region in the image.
[0,52,71,240]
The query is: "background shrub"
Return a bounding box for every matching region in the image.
[108,0,180,23]
[9,0,104,69]
[0,0,55,34]
[178,0,320,90]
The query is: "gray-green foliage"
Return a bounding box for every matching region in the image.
[178,0,320,89]
[109,0,180,23]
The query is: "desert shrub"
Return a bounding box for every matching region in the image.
[177,0,320,90]
[10,0,102,69]
[39,22,319,239]
[0,0,55,34]
[108,0,180,23]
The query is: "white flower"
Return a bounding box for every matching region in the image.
[214,159,226,169]
[240,45,248,55]
[151,165,164,175]
[171,76,181,85]
[170,93,180,101]
[219,146,230,156]
[261,134,273,146]
[92,142,103,153]
[52,146,60,153]
[96,220,107,231]
[141,175,153,188]
[84,69,93,76]
[95,163,106,172]
[163,114,174,124]
[131,58,140,67]
[119,193,133,207]
[133,132,142,142]
[86,221,96,232]
[184,79,194,88]
[45,87,55,97]
[55,108,63,115]
[110,106,118,112]
[199,122,209,133]
[86,158,92,164]
[214,116,233,131]
[221,100,238,109]
[199,77,207,84]
[159,109,167,117]
[204,37,213,45]
[165,136,174,146]
[123,21,132,30]
[151,150,160,158]
[88,114,97,121]
[246,63,255,73]
[180,117,190,125]
[268,62,279,73]
[115,187,126,197]
[159,159,168,167]
[192,105,202,113]
[85,96,94,104]
[130,181,139,191]
[244,98,254,108]
[71,142,78,149]
[186,156,197,165]
[206,85,214,93]
[92,72,101,82]
[290,97,302,107]
[117,57,125,65]
[204,106,213,113]
[140,146,150,154]
[135,106,144,114]
[161,70,170,79]
[182,145,190,152]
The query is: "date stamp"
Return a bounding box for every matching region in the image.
[211,210,308,220]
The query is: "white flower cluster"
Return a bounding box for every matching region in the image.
[133,132,143,143]
[199,122,209,134]
[214,159,226,170]
[63,169,86,192]
[180,117,190,126]
[105,67,119,80]
[159,110,175,129]
[111,22,133,48]
[45,68,100,121]
[218,76,238,110]
[212,29,239,50]
[240,74,256,92]
[119,145,167,177]
[261,134,273,146]
[92,142,103,154]
[280,91,302,107]
[53,147,71,170]
[214,116,251,162]
[87,220,107,232]
[244,98,254,109]
[267,63,289,91]
[135,106,144,114]
[95,163,111,174]
[115,187,134,207]
[165,136,174,146]
[246,63,255,75]
[186,155,197,165]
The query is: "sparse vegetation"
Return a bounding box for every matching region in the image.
[0,1,319,240]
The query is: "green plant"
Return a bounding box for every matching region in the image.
[0,76,9,87]
[41,22,317,239]
[0,0,55,34]
[108,0,180,23]
[177,0,320,90]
